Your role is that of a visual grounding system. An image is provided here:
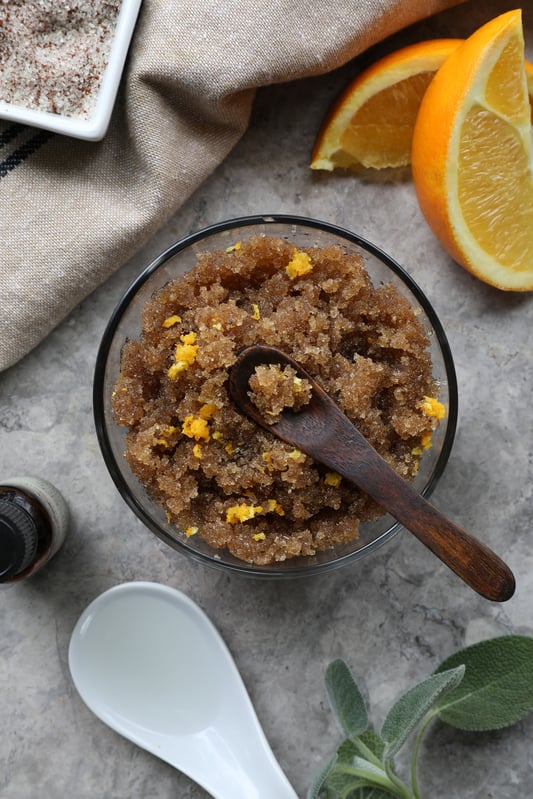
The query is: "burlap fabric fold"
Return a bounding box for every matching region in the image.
[0,0,462,371]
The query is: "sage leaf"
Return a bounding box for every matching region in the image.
[336,739,360,764]
[336,731,386,766]
[322,766,372,796]
[333,756,396,792]
[346,789,395,799]
[311,753,372,799]
[350,756,393,783]
[381,665,465,758]
[434,635,533,731]
[307,753,338,799]
[357,729,386,762]
[326,659,368,738]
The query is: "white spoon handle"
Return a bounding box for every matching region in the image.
[168,729,298,799]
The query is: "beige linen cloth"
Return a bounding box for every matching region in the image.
[0,0,462,371]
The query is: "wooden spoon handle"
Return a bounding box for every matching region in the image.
[228,344,515,602]
[309,412,515,602]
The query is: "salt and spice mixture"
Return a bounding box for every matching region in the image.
[0,1,120,118]
[112,236,445,566]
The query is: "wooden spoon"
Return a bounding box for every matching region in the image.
[228,344,515,602]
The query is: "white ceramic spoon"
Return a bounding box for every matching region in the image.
[68,581,298,799]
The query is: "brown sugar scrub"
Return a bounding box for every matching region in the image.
[248,363,313,422]
[112,236,445,566]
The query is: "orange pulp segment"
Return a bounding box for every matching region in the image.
[311,39,463,171]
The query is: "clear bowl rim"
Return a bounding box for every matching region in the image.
[93,213,459,578]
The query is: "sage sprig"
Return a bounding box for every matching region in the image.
[309,635,533,799]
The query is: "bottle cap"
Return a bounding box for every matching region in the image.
[0,500,39,581]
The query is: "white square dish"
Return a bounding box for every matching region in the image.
[0,0,143,141]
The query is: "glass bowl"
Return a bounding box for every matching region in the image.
[93,215,458,578]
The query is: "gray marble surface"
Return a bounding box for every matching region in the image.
[2,1,533,797]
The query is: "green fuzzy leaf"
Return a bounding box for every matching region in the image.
[346,789,394,799]
[381,665,465,758]
[312,754,382,799]
[322,767,370,796]
[336,731,385,765]
[328,757,396,794]
[349,756,394,784]
[357,729,386,762]
[434,635,533,731]
[307,753,338,799]
[336,739,360,764]
[326,659,368,738]
[317,739,399,798]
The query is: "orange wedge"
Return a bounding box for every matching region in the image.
[310,38,533,173]
[311,39,463,171]
[411,10,533,291]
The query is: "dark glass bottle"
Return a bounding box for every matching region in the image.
[0,477,68,583]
